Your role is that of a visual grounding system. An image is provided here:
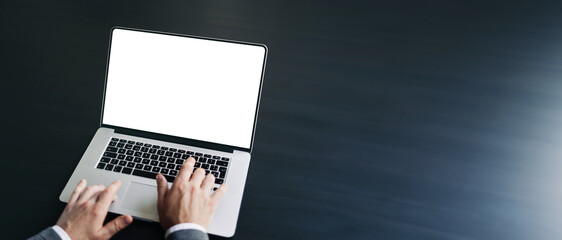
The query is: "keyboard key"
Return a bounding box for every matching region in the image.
[176,159,185,165]
[142,153,150,158]
[187,151,194,155]
[152,167,161,172]
[221,157,230,161]
[194,162,201,168]
[167,158,175,163]
[202,164,210,169]
[149,148,157,154]
[167,163,175,169]
[204,154,212,158]
[163,175,175,182]
[165,151,173,157]
[125,144,133,149]
[119,139,127,143]
[207,159,215,164]
[195,152,203,156]
[117,143,125,148]
[127,140,135,144]
[117,154,125,160]
[109,141,117,146]
[152,145,160,149]
[126,150,134,155]
[134,157,142,162]
[216,161,228,167]
[173,153,182,158]
[210,165,218,171]
[100,157,110,163]
[205,170,210,175]
[134,152,142,157]
[110,159,119,164]
[126,156,133,161]
[212,156,220,159]
[142,159,150,164]
[181,154,190,159]
[170,170,178,176]
[105,164,114,171]
[176,165,182,170]
[159,156,167,161]
[106,147,118,152]
[135,164,144,169]
[118,149,126,154]
[135,142,143,146]
[132,169,157,179]
[111,138,120,141]
[178,150,186,153]
[127,162,135,168]
[114,166,123,172]
[143,165,152,171]
[119,160,127,166]
[211,171,219,177]
[97,163,106,169]
[159,162,167,167]
[215,179,224,184]
[170,148,177,152]
[219,167,227,172]
[157,150,165,155]
[122,167,133,174]
[103,152,117,158]
[133,146,141,151]
[150,154,159,160]
[199,157,207,163]
[161,169,169,174]
[219,171,226,178]
[161,147,169,150]
[150,160,158,166]
[141,147,149,152]
[144,143,152,147]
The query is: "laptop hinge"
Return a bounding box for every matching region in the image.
[108,125,235,153]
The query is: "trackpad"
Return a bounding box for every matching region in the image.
[121,182,158,217]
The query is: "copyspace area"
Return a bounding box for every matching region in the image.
[3,1,562,239]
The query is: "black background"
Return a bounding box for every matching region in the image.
[3,0,562,239]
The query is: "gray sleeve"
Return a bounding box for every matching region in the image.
[166,229,210,240]
[27,227,62,240]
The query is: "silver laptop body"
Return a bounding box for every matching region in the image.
[59,27,267,238]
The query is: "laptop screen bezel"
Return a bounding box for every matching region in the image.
[99,26,267,153]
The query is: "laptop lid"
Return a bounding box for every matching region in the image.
[100,27,267,153]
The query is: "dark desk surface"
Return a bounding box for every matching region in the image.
[4,0,562,239]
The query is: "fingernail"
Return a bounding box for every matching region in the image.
[123,216,132,224]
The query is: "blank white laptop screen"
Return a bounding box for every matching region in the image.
[102,29,266,149]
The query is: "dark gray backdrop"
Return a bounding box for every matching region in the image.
[3,0,562,239]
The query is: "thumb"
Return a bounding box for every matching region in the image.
[156,174,168,206]
[101,215,133,238]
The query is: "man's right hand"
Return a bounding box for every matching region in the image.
[155,157,228,231]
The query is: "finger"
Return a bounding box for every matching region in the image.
[156,174,168,205]
[96,181,122,210]
[190,168,207,186]
[77,185,105,204]
[173,157,195,189]
[68,179,87,205]
[100,215,133,239]
[200,173,215,192]
[210,183,228,204]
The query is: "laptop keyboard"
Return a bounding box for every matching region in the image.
[96,138,229,186]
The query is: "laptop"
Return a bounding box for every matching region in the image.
[59,26,267,237]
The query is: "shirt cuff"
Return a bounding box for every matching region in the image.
[52,225,72,240]
[165,223,207,239]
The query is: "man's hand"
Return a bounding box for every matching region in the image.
[156,157,228,231]
[56,180,133,240]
